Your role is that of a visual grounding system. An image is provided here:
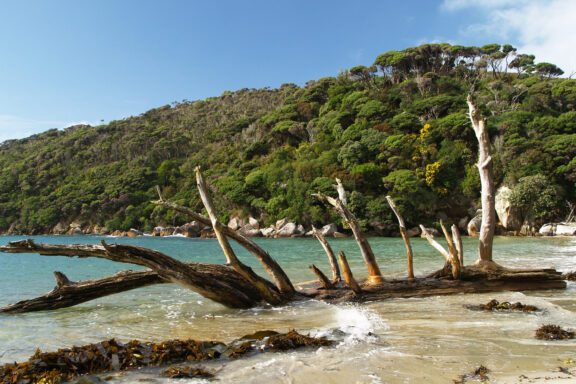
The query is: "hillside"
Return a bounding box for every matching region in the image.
[1,43,575,235]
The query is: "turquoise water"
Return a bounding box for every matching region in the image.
[1,235,576,383]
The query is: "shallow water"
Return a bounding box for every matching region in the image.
[1,235,575,383]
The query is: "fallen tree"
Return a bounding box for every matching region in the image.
[0,97,568,313]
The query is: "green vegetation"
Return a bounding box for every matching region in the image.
[1,43,574,234]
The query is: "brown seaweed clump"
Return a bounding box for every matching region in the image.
[535,324,575,340]
[0,330,332,384]
[225,329,333,358]
[162,365,214,379]
[466,299,539,313]
[453,365,490,383]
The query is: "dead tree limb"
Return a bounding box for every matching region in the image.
[0,239,263,309]
[451,224,464,267]
[419,225,460,280]
[311,226,341,282]
[467,94,497,267]
[153,188,295,295]
[195,167,284,305]
[309,265,335,290]
[440,220,461,279]
[314,185,384,284]
[386,196,414,281]
[0,270,165,313]
[338,251,362,294]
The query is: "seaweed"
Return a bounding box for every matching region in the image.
[453,365,490,383]
[162,365,214,379]
[535,324,575,340]
[563,271,576,281]
[465,299,539,313]
[0,330,332,383]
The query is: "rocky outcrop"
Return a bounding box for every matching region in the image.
[275,222,298,237]
[467,210,482,237]
[495,186,523,231]
[539,223,576,236]
[52,222,68,235]
[67,221,84,235]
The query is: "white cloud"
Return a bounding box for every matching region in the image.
[442,0,524,12]
[442,0,576,76]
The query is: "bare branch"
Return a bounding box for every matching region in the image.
[312,226,341,282]
[195,166,284,305]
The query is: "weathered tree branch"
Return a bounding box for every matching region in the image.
[195,167,284,305]
[0,239,262,308]
[386,196,414,280]
[338,251,363,295]
[153,189,295,295]
[451,224,464,267]
[309,265,335,290]
[419,225,460,280]
[0,270,165,313]
[439,220,461,279]
[312,226,341,282]
[314,188,384,284]
[467,94,496,266]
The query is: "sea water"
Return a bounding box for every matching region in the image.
[1,235,575,383]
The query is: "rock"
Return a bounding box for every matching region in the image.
[296,224,305,234]
[261,227,276,237]
[126,228,142,237]
[110,230,126,237]
[467,210,483,237]
[227,217,243,230]
[333,232,347,238]
[458,217,469,232]
[276,222,297,237]
[275,218,289,230]
[406,227,421,238]
[160,227,175,236]
[98,226,110,235]
[52,222,67,235]
[180,222,201,237]
[319,223,338,237]
[200,228,215,238]
[495,186,523,230]
[239,224,262,237]
[67,221,83,235]
[248,217,260,229]
[555,224,576,236]
[539,223,576,236]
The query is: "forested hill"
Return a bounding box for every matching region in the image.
[1,43,575,235]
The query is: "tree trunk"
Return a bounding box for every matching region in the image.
[467,94,496,267]
[0,239,264,309]
[0,270,165,313]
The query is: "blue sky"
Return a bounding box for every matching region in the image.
[1,0,575,143]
